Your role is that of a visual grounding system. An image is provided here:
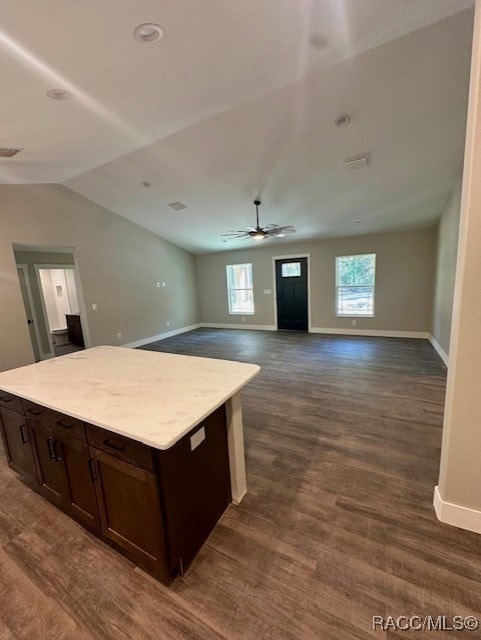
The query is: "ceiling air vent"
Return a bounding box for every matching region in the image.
[0,148,22,158]
[168,202,187,211]
[343,153,371,172]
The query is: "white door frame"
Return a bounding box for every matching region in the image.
[34,263,91,355]
[271,253,311,331]
[16,264,45,361]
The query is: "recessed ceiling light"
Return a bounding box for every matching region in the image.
[141,181,151,188]
[133,23,164,43]
[334,114,351,128]
[46,88,73,100]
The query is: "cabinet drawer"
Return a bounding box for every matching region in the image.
[86,425,155,472]
[0,392,24,415]
[23,400,86,442]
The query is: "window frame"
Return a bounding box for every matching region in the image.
[226,263,255,315]
[335,253,376,318]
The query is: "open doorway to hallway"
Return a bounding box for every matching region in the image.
[13,245,90,361]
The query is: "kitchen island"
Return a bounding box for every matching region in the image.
[0,346,260,580]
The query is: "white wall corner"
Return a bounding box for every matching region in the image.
[429,335,449,367]
[309,327,429,339]
[433,486,481,535]
[122,323,201,348]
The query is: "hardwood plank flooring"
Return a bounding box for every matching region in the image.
[2,329,481,639]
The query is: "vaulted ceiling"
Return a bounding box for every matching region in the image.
[0,1,475,253]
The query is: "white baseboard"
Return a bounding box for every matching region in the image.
[309,327,429,339]
[200,323,277,331]
[122,323,201,348]
[433,486,481,534]
[429,335,449,367]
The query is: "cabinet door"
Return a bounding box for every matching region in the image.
[56,432,100,532]
[0,407,37,483]
[90,448,167,575]
[29,420,68,508]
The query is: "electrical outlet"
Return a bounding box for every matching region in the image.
[156,282,161,288]
[162,281,166,288]
[264,289,272,295]
[117,332,122,340]
[352,319,357,326]
[92,303,97,310]
[166,320,170,327]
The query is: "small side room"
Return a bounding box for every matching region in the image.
[1,2,480,639]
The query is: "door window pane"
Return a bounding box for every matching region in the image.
[281,262,301,277]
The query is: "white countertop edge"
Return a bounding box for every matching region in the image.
[0,364,260,450]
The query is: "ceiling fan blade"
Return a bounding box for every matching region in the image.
[274,226,296,234]
[263,224,279,230]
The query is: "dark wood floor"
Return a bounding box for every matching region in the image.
[2,329,481,639]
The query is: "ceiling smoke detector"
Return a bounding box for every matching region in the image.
[168,202,187,211]
[0,148,22,158]
[133,23,164,43]
[343,154,371,172]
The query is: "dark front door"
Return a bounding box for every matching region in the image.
[275,258,308,330]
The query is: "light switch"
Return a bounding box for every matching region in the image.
[190,427,205,451]
[162,281,166,288]
[156,282,161,288]
[92,303,98,310]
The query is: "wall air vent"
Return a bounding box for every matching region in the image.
[168,202,187,211]
[0,148,22,158]
[343,153,371,172]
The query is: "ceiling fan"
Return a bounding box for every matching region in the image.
[222,200,296,241]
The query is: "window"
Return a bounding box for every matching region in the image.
[336,254,376,316]
[281,262,301,277]
[226,263,254,314]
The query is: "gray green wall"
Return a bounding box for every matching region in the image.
[0,184,199,372]
[196,227,436,334]
[431,181,462,358]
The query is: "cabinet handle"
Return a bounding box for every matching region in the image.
[54,441,63,463]
[102,438,126,452]
[27,407,42,416]
[0,396,12,403]
[19,424,29,444]
[56,419,75,429]
[47,437,57,460]
[88,458,98,482]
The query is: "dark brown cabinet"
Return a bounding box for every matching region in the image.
[0,402,37,487]
[28,409,101,532]
[90,447,167,576]
[0,392,232,582]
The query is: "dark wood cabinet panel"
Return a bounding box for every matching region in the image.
[24,401,86,442]
[0,393,24,415]
[86,424,155,472]
[30,420,69,508]
[90,448,168,577]
[0,406,37,485]
[56,432,100,532]
[158,405,231,572]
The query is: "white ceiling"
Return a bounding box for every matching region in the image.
[0,1,475,253]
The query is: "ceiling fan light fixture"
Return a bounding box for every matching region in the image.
[221,200,295,243]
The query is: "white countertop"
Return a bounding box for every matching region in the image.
[0,346,260,449]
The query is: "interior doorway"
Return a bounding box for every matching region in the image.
[13,246,89,361]
[274,256,309,331]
